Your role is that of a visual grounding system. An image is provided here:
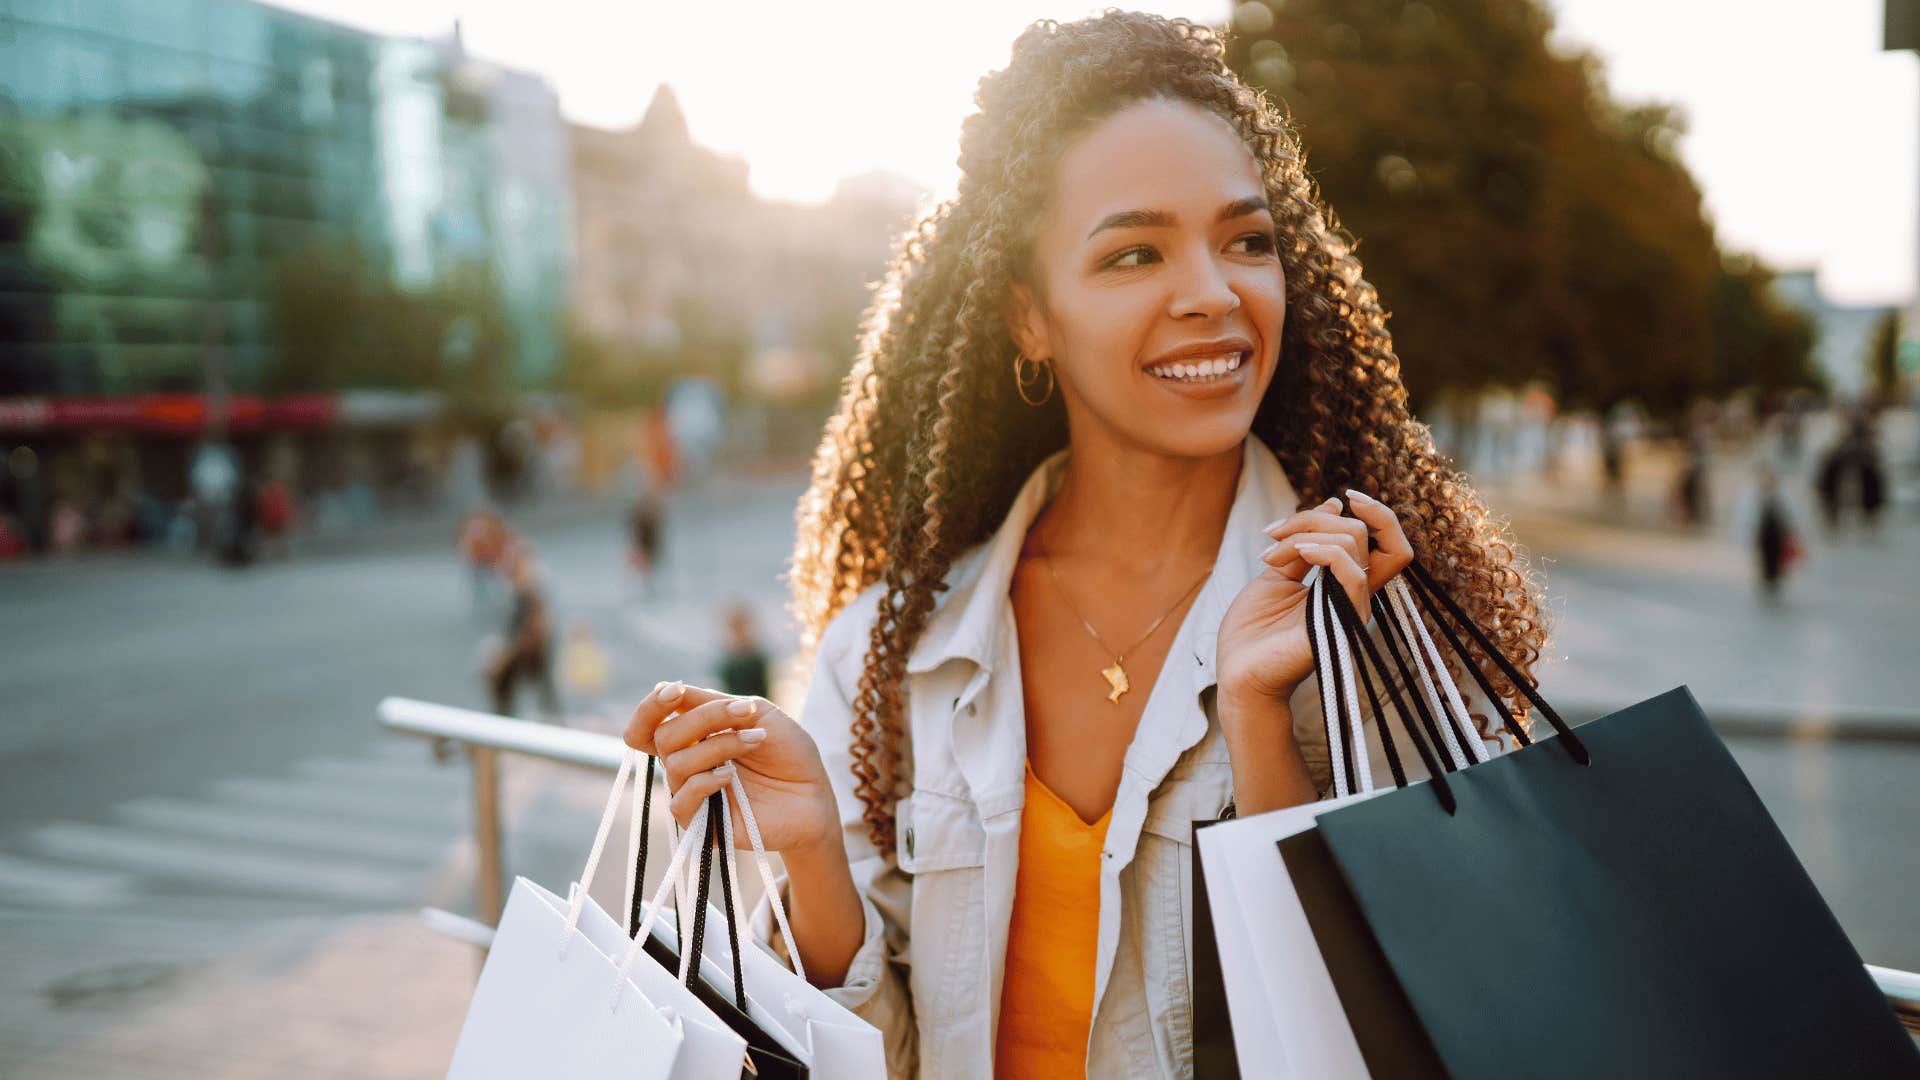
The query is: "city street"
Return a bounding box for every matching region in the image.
[2,448,1916,1077]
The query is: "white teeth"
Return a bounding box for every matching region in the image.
[1149,351,1245,381]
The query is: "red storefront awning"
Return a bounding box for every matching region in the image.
[0,395,339,435]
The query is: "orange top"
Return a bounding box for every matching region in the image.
[994,760,1113,1079]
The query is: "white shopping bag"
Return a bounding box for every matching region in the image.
[715,773,886,1079]
[622,766,887,1079]
[571,883,748,1080]
[446,752,701,1080]
[1193,569,1490,1077]
[446,880,683,1079]
[709,926,886,1080]
[1196,789,1389,1078]
[565,751,752,1079]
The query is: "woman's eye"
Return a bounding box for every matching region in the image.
[1104,234,1275,270]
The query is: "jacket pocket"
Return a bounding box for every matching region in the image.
[896,788,987,872]
[897,789,987,1029]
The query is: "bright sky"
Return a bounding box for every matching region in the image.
[270,0,1918,307]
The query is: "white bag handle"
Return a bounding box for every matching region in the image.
[1383,577,1489,766]
[1307,567,1370,796]
[615,746,810,1006]
[1307,566,1495,798]
[560,748,638,953]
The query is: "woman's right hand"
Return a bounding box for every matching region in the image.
[626,681,840,856]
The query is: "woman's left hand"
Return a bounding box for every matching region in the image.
[1214,489,1416,714]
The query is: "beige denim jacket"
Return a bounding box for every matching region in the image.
[755,435,1498,1078]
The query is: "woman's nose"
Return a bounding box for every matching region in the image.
[1169,253,1241,319]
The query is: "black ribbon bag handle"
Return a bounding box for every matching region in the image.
[1308,568,1457,813]
[629,755,747,1010]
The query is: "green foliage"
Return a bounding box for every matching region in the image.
[1866,308,1902,405]
[1224,0,1815,415]
[1708,257,1820,398]
[265,245,512,418]
[556,325,675,410]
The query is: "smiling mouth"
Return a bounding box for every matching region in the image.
[1144,351,1247,383]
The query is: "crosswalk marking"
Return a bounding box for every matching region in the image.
[29,821,420,905]
[209,775,468,827]
[115,796,455,864]
[0,851,134,908]
[293,754,468,791]
[0,744,474,915]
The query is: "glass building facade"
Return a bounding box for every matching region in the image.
[0,0,572,398]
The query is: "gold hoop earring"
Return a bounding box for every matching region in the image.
[1014,352,1055,407]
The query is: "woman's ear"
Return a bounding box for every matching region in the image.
[1006,281,1050,362]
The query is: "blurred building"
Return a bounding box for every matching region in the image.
[567,85,921,485]
[0,0,570,547]
[1773,270,1898,402]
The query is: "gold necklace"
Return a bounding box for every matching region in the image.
[1042,553,1212,705]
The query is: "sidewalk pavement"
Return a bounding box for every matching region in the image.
[1,910,472,1080]
[1484,428,1920,733]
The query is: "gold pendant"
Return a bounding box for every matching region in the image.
[1101,661,1130,704]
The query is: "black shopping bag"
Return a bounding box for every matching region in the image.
[1188,568,1459,1079]
[1310,562,1919,1079]
[1190,818,1240,1079]
[1275,826,1446,1079]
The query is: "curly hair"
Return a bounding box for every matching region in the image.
[789,9,1548,851]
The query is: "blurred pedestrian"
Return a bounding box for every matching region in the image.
[488,545,561,722]
[644,405,681,494]
[628,491,664,600]
[714,601,770,700]
[1674,430,1710,528]
[1599,416,1626,510]
[1815,409,1888,537]
[1754,466,1801,604]
[218,474,258,568]
[458,508,511,618]
[0,512,26,561]
[257,478,295,559]
[49,497,86,554]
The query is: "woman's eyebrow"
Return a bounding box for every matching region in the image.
[1084,195,1271,241]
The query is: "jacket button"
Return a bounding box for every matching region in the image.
[905,827,915,857]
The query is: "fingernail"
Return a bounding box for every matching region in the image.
[1345,489,1373,504]
[1299,542,1326,553]
[738,728,767,745]
[1321,497,1341,509]
[726,698,757,718]
[658,681,684,702]
[715,762,737,779]
[1259,541,1286,562]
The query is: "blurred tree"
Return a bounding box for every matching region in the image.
[1707,255,1820,399]
[1866,308,1902,406]
[266,245,511,419]
[670,295,752,398]
[557,323,676,409]
[265,242,378,393]
[1224,0,1805,416]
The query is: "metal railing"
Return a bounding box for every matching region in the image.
[378,696,1920,1035]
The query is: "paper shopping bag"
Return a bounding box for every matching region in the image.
[1317,686,1920,1079]
[1307,558,1920,1078]
[446,875,683,1079]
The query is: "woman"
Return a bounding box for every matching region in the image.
[627,12,1544,1077]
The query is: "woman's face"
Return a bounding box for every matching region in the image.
[1010,96,1286,460]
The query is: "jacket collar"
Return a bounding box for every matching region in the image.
[905,435,1300,684]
